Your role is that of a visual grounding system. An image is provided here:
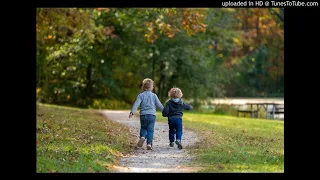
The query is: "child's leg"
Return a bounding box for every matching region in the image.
[175,118,183,141]
[137,115,148,147]
[146,114,156,146]
[168,119,176,143]
[175,118,183,149]
[140,115,148,138]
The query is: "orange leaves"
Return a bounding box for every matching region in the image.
[142,8,208,43]
[180,9,208,36]
[145,20,177,41]
[103,26,119,39]
[144,22,158,43]
[44,34,54,40]
[51,79,58,83]
[144,33,158,43]
[96,8,110,12]
[103,26,114,35]
[167,32,174,38]
[156,22,179,39]
[234,8,283,47]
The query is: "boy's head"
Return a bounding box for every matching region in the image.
[168,87,183,99]
[141,78,154,91]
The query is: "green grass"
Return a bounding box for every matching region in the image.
[156,112,284,172]
[36,103,283,172]
[36,103,135,173]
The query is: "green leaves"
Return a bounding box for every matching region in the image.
[37,8,283,107]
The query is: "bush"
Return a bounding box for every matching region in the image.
[199,104,238,116]
[213,104,238,116]
[89,99,131,110]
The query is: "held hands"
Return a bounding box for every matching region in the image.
[129,112,134,118]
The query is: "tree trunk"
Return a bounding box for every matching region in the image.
[84,63,93,102]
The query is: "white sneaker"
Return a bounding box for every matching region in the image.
[146,144,152,150]
[137,137,145,147]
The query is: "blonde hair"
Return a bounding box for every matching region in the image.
[168,87,183,98]
[141,78,154,91]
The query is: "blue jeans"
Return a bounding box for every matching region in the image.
[168,118,183,143]
[140,114,156,145]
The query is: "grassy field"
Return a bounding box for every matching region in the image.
[156,112,284,172]
[36,103,135,173]
[36,103,283,173]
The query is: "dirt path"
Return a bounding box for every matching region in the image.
[100,110,201,173]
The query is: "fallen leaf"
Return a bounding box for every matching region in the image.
[49,169,56,173]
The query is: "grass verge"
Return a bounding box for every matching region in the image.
[156,112,284,172]
[36,103,135,173]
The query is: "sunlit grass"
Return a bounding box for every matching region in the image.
[156,112,284,172]
[36,103,135,173]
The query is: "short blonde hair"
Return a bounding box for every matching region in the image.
[141,78,154,91]
[168,87,183,98]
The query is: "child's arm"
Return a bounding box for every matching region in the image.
[154,94,164,112]
[129,94,142,118]
[182,101,193,110]
[162,104,169,117]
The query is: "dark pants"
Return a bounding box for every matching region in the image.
[140,114,156,145]
[168,118,183,143]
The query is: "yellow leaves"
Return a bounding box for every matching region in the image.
[66,95,70,100]
[158,22,164,28]
[143,9,208,42]
[147,26,153,32]
[180,9,208,36]
[47,35,53,39]
[233,37,240,44]
[224,8,235,12]
[233,37,242,46]
[217,54,224,58]
[36,24,41,32]
[144,21,158,43]
[145,33,158,43]
[37,88,41,94]
[127,72,133,77]
[92,99,102,108]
